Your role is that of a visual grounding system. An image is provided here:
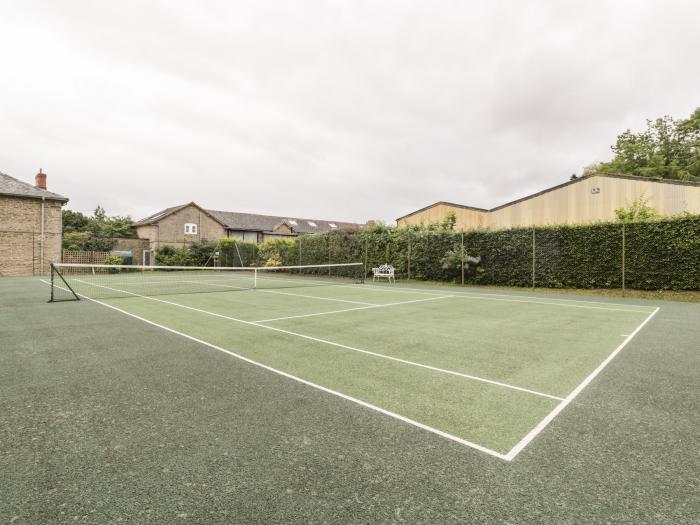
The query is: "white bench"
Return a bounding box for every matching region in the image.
[372,263,395,284]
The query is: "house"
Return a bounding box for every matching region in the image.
[0,170,68,276]
[397,173,700,231]
[133,202,364,251]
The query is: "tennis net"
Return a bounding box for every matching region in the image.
[49,262,365,302]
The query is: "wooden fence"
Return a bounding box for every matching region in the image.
[62,250,111,265]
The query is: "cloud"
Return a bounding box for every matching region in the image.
[0,0,698,223]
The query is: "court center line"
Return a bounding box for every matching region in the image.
[70,279,564,401]
[503,306,661,461]
[253,295,454,323]
[40,281,510,461]
[257,289,377,306]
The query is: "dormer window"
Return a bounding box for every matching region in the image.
[288,220,298,226]
[329,223,337,228]
[307,221,317,227]
[184,223,198,234]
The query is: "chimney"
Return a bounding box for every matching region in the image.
[35,169,47,190]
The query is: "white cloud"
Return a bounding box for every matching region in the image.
[1,0,698,223]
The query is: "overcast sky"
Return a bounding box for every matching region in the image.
[1,1,698,224]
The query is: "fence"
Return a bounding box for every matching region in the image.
[284,217,700,292]
[62,250,111,265]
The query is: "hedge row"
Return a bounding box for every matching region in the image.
[277,217,699,291]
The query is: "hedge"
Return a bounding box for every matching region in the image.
[266,217,699,291]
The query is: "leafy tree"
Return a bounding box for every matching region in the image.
[594,108,700,181]
[614,194,661,222]
[441,211,457,231]
[62,210,90,232]
[62,206,136,250]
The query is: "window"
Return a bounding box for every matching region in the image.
[288,220,298,226]
[184,223,198,234]
[307,221,317,227]
[243,231,258,243]
[329,223,337,228]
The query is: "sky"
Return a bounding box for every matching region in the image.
[1,0,698,224]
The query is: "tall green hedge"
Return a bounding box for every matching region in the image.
[265,217,699,291]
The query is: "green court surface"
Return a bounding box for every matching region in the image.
[1,276,698,523]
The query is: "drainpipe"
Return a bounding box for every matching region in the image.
[40,196,45,275]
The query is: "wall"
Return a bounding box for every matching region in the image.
[488,175,700,229]
[398,203,488,230]
[397,176,700,232]
[135,204,226,250]
[112,238,151,265]
[0,195,63,276]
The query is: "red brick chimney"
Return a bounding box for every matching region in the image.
[35,169,47,190]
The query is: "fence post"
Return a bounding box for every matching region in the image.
[363,234,368,277]
[328,234,333,275]
[621,221,626,297]
[461,231,465,286]
[407,231,412,281]
[531,227,536,289]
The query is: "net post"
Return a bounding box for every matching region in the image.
[254,268,258,289]
[621,220,626,297]
[49,262,54,302]
[461,231,465,286]
[531,226,536,289]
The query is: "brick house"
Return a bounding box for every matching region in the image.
[133,202,363,251]
[0,170,68,276]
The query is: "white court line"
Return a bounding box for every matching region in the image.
[502,306,660,461]
[253,295,454,323]
[257,289,377,306]
[70,279,563,401]
[334,284,657,314]
[42,281,511,461]
[46,278,659,460]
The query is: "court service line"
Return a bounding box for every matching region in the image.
[258,289,377,306]
[334,285,656,314]
[70,279,563,401]
[503,306,661,462]
[40,283,510,461]
[253,295,454,323]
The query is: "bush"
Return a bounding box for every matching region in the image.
[155,245,194,266]
[287,217,700,291]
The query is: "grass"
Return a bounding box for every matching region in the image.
[1,275,698,523]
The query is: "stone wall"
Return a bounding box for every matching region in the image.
[0,195,63,276]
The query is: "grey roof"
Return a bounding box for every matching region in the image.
[207,209,361,234]
[132,203,192,226]
[134,201,362,234]
[0,172,69,202]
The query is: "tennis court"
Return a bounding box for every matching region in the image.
[46,263,659,460]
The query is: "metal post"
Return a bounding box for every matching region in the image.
[532,227,536,289]
[407,231,411,281]
[364,234,368,276]
[621,221,626,297]
[461,231,465,286]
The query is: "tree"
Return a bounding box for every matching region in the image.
[614,194,661,222]
[61,206,136,250]
[594,108,700,181]
[441,211,458,231]
[62,210,90,232]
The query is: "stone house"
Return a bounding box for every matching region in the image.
[133,202,363,251]
[0,170,68,276]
